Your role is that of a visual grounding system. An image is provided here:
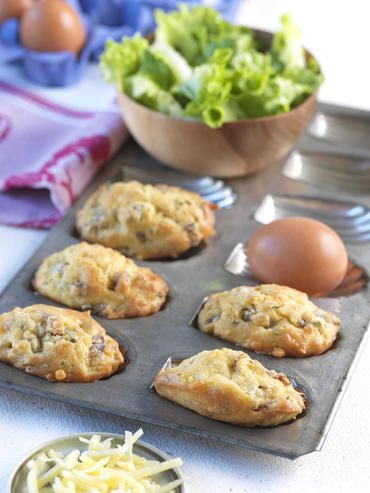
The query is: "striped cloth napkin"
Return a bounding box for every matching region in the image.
[0,79,127,228]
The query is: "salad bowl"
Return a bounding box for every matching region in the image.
[117,27,319,177]
[118,81,317,177]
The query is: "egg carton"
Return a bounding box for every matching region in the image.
[0,0,242,86]
[0,100,369,459]
[0,5,133,86]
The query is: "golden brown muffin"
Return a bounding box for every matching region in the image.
[76,181,217,259]
[33,242,168,319]
[154,348,305,427]
[198,284,340,358]
[0,305,123,382]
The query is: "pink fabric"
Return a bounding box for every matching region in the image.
[0,79,127,228]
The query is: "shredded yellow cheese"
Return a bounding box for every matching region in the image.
[25,429,183,493]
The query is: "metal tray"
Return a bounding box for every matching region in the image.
[1,102,370,459]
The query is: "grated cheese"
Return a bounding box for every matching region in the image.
[25,430,183,493]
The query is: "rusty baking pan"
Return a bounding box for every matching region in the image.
[0,102,369,459]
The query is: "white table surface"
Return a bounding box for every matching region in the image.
[1,0,370,491]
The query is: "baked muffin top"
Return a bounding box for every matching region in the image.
[76,181,217,259]
[198,284,340,357]
[154,348,305,427]
[34,242,168,319]
[0,304,123,382]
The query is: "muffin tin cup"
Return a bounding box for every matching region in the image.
[224,242,368,297]
[0,101,370,459]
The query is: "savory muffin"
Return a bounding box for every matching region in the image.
[0,305,124,382]
[76,181,217,259]
[33,242,168,319]
[154,348,305,427]
[198,285,340,358]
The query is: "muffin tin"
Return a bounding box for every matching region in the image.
[0,101,370,459]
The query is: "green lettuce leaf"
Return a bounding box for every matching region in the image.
[126,74,183,117]
[100,35,148,90]
[272,13,305,71]
[101,5,323,128]
[140,49,176,90]
[175,48,234,127]
[155,4,255,66]
[151,40,193,83]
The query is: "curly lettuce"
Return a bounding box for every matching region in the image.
[155,4,256,66]
[101,6,323,128]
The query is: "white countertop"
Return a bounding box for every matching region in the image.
[1,0,370,491]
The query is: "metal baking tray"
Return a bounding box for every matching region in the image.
[1,102,370,459]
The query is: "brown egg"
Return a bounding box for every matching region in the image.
[248,217,348,297]
[0,0,34,24]
[20,0,86,54]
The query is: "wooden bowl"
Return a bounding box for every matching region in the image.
[118,30,318,178]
